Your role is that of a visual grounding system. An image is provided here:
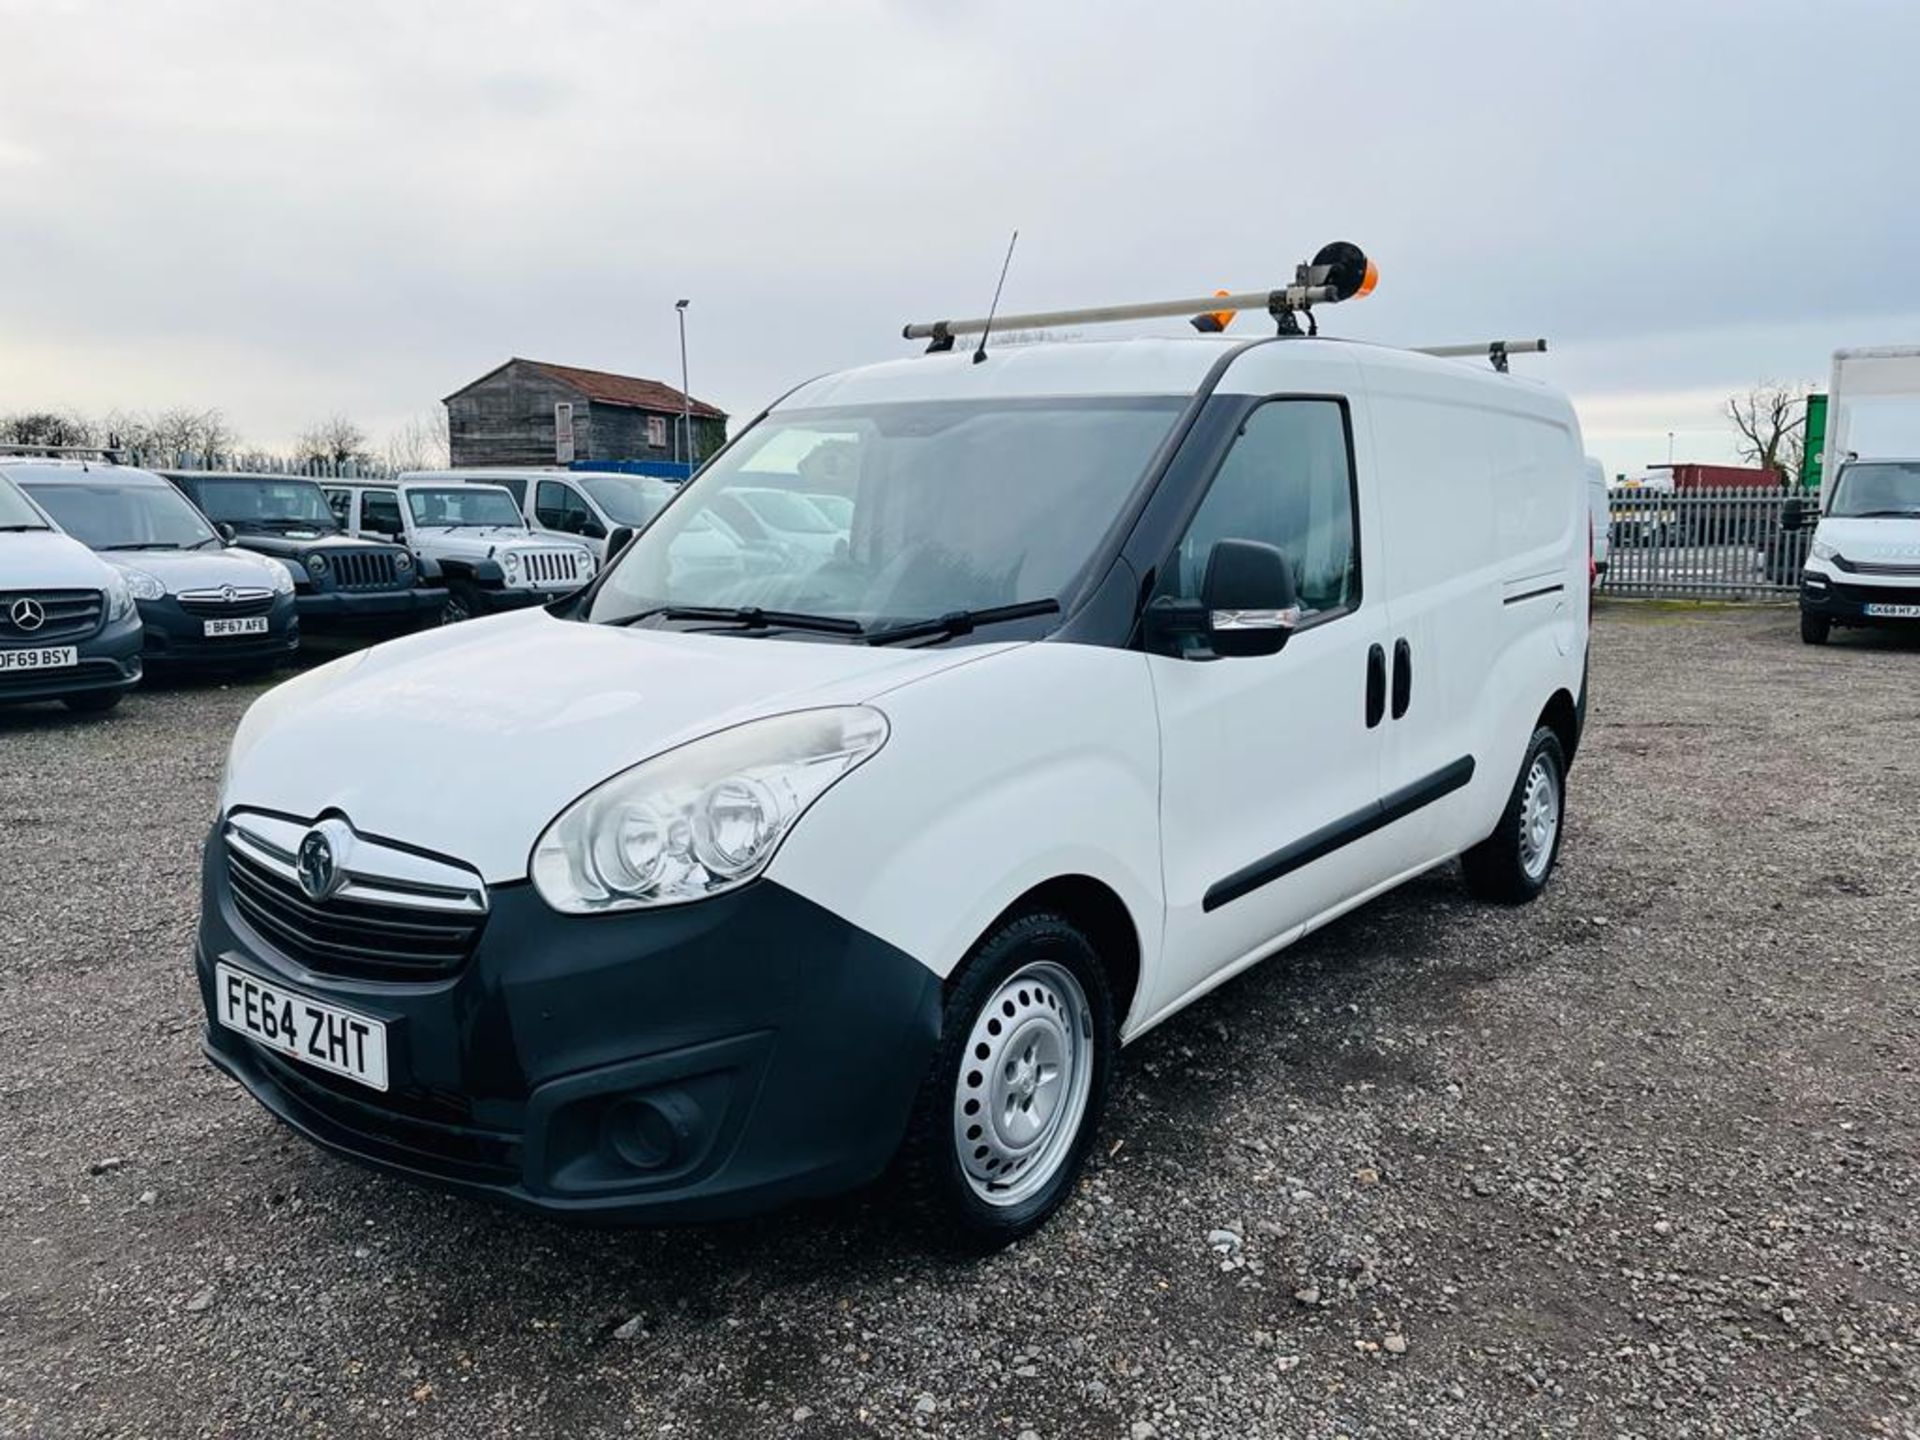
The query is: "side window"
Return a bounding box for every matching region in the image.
[494,477,527,508]
[536,481,601,538]
[323,488,350,527]
[1160,399,1358,620]
[361,491,403,538]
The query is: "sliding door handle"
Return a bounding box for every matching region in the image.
[1391,638,1412,719]
[1365,643,1386,728]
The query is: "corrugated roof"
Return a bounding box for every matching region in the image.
[448,359,727,418]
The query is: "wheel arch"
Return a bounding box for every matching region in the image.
[969,874,1144,1037]
[1537,687,1580,767]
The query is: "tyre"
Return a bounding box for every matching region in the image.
[62,689,123,714]
[898,911,1115,1251]
[442,580,479,625]
[1800,611,1831,646]
[1461,726,1566,904]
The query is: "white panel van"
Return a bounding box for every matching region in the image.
[196,332,1589,1248]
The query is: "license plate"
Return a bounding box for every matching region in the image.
[204,616,269,637]
[214,962,388,1091]
[0,645,78,672]
[1864,602,1920,618]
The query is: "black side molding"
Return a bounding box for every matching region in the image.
[1504,582,1565,606]
[1202,756,1477,913]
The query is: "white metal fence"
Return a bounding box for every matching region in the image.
[129,452,393,479]
[1600,486,1813,600]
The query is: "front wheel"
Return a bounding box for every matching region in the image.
[1462,727,1566,904]
[1800,611,1831,646]
[441,580,479,625]
[62,689,123,714]
[898,911,1114,1251]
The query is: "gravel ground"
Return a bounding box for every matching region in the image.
[2,605,1917,1439]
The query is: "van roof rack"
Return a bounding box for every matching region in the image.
[1412,339,1548,373]
[904,240,1381,352]
[0,443,123,461]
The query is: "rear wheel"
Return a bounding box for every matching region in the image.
[1800,611,1831,646]
[1462,727,1565,904]
[62,690,123,714]
[898,911,1114,1251]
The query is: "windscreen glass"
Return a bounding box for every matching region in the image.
[188,478,336,529]
[580,474,677,526]
[25,481,220,550]
[1830,461,1920,518]
[405,487,525,528]
[587,398,1181,628]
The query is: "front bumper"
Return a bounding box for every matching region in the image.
[473,585,574,615]
[0,610,144,705]
[139,593,300,666]
[1800,571,1920,626]
[295,585,447,634]
[194,831,942,1223]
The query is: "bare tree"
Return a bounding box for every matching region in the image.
[294,414,374,471]
[382,408,450,473]
[1,410,100,449]
[1725,382,1812,484]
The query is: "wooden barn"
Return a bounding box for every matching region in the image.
[444,358,727,469]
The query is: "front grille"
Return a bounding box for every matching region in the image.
[331,550,402,590]
[178,587,275,618]
[1835,555,1920,577]
[223,814,487,983]
[520,548,586,587]
[0,589,105,643]
[250,1046,519,1183]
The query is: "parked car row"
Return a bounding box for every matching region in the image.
[0,457,612,713]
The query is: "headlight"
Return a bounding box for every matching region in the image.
[503,551,523,583]
[1809,539,1839,562]
[305,553,328,577]
[393,549,413,574]
[531,706,889,913]
[104,571,134,621]
[266,560,296,595]
[122,568,165,601]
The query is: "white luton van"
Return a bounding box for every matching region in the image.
[196,249,1590,1248]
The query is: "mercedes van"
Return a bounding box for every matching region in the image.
[197,330,1588,1247]
[0,471,143,711]
[4,459,299,673]
[1796,458,1920,644]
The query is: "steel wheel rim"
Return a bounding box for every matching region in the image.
[952,960,1094,1208]
[1518,754,1560,881]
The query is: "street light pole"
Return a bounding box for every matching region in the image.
[675,299,692,469]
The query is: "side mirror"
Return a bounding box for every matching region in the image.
[605,526,635,559]
[1144,539,1301,659]
[216,522,236,544]
[1202,539,1300,657]
[1780,497,1806,532]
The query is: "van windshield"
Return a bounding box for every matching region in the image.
[588,397,1182,631]
[580,474,677,527]
[1829,461,1920,518]
[24,480,221,551]
[0,478,50,530]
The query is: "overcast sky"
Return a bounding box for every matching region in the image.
[3,0,1917,478]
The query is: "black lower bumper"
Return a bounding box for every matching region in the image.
[1801,575,1920,627]
[139,593,300,667]
[295,586,446,635]
[472,587,557,615]
[0,613,144,706]
[195,835,943,1223]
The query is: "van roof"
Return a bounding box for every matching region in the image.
[0,457,172,487]
[778,335,1555,412]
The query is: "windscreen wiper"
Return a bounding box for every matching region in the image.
[614,604,866,636]
[864,598,1060,646]
[100,542,181,551]
[0,524,48,532]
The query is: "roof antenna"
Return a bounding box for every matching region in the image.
[972,229,1019,365]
